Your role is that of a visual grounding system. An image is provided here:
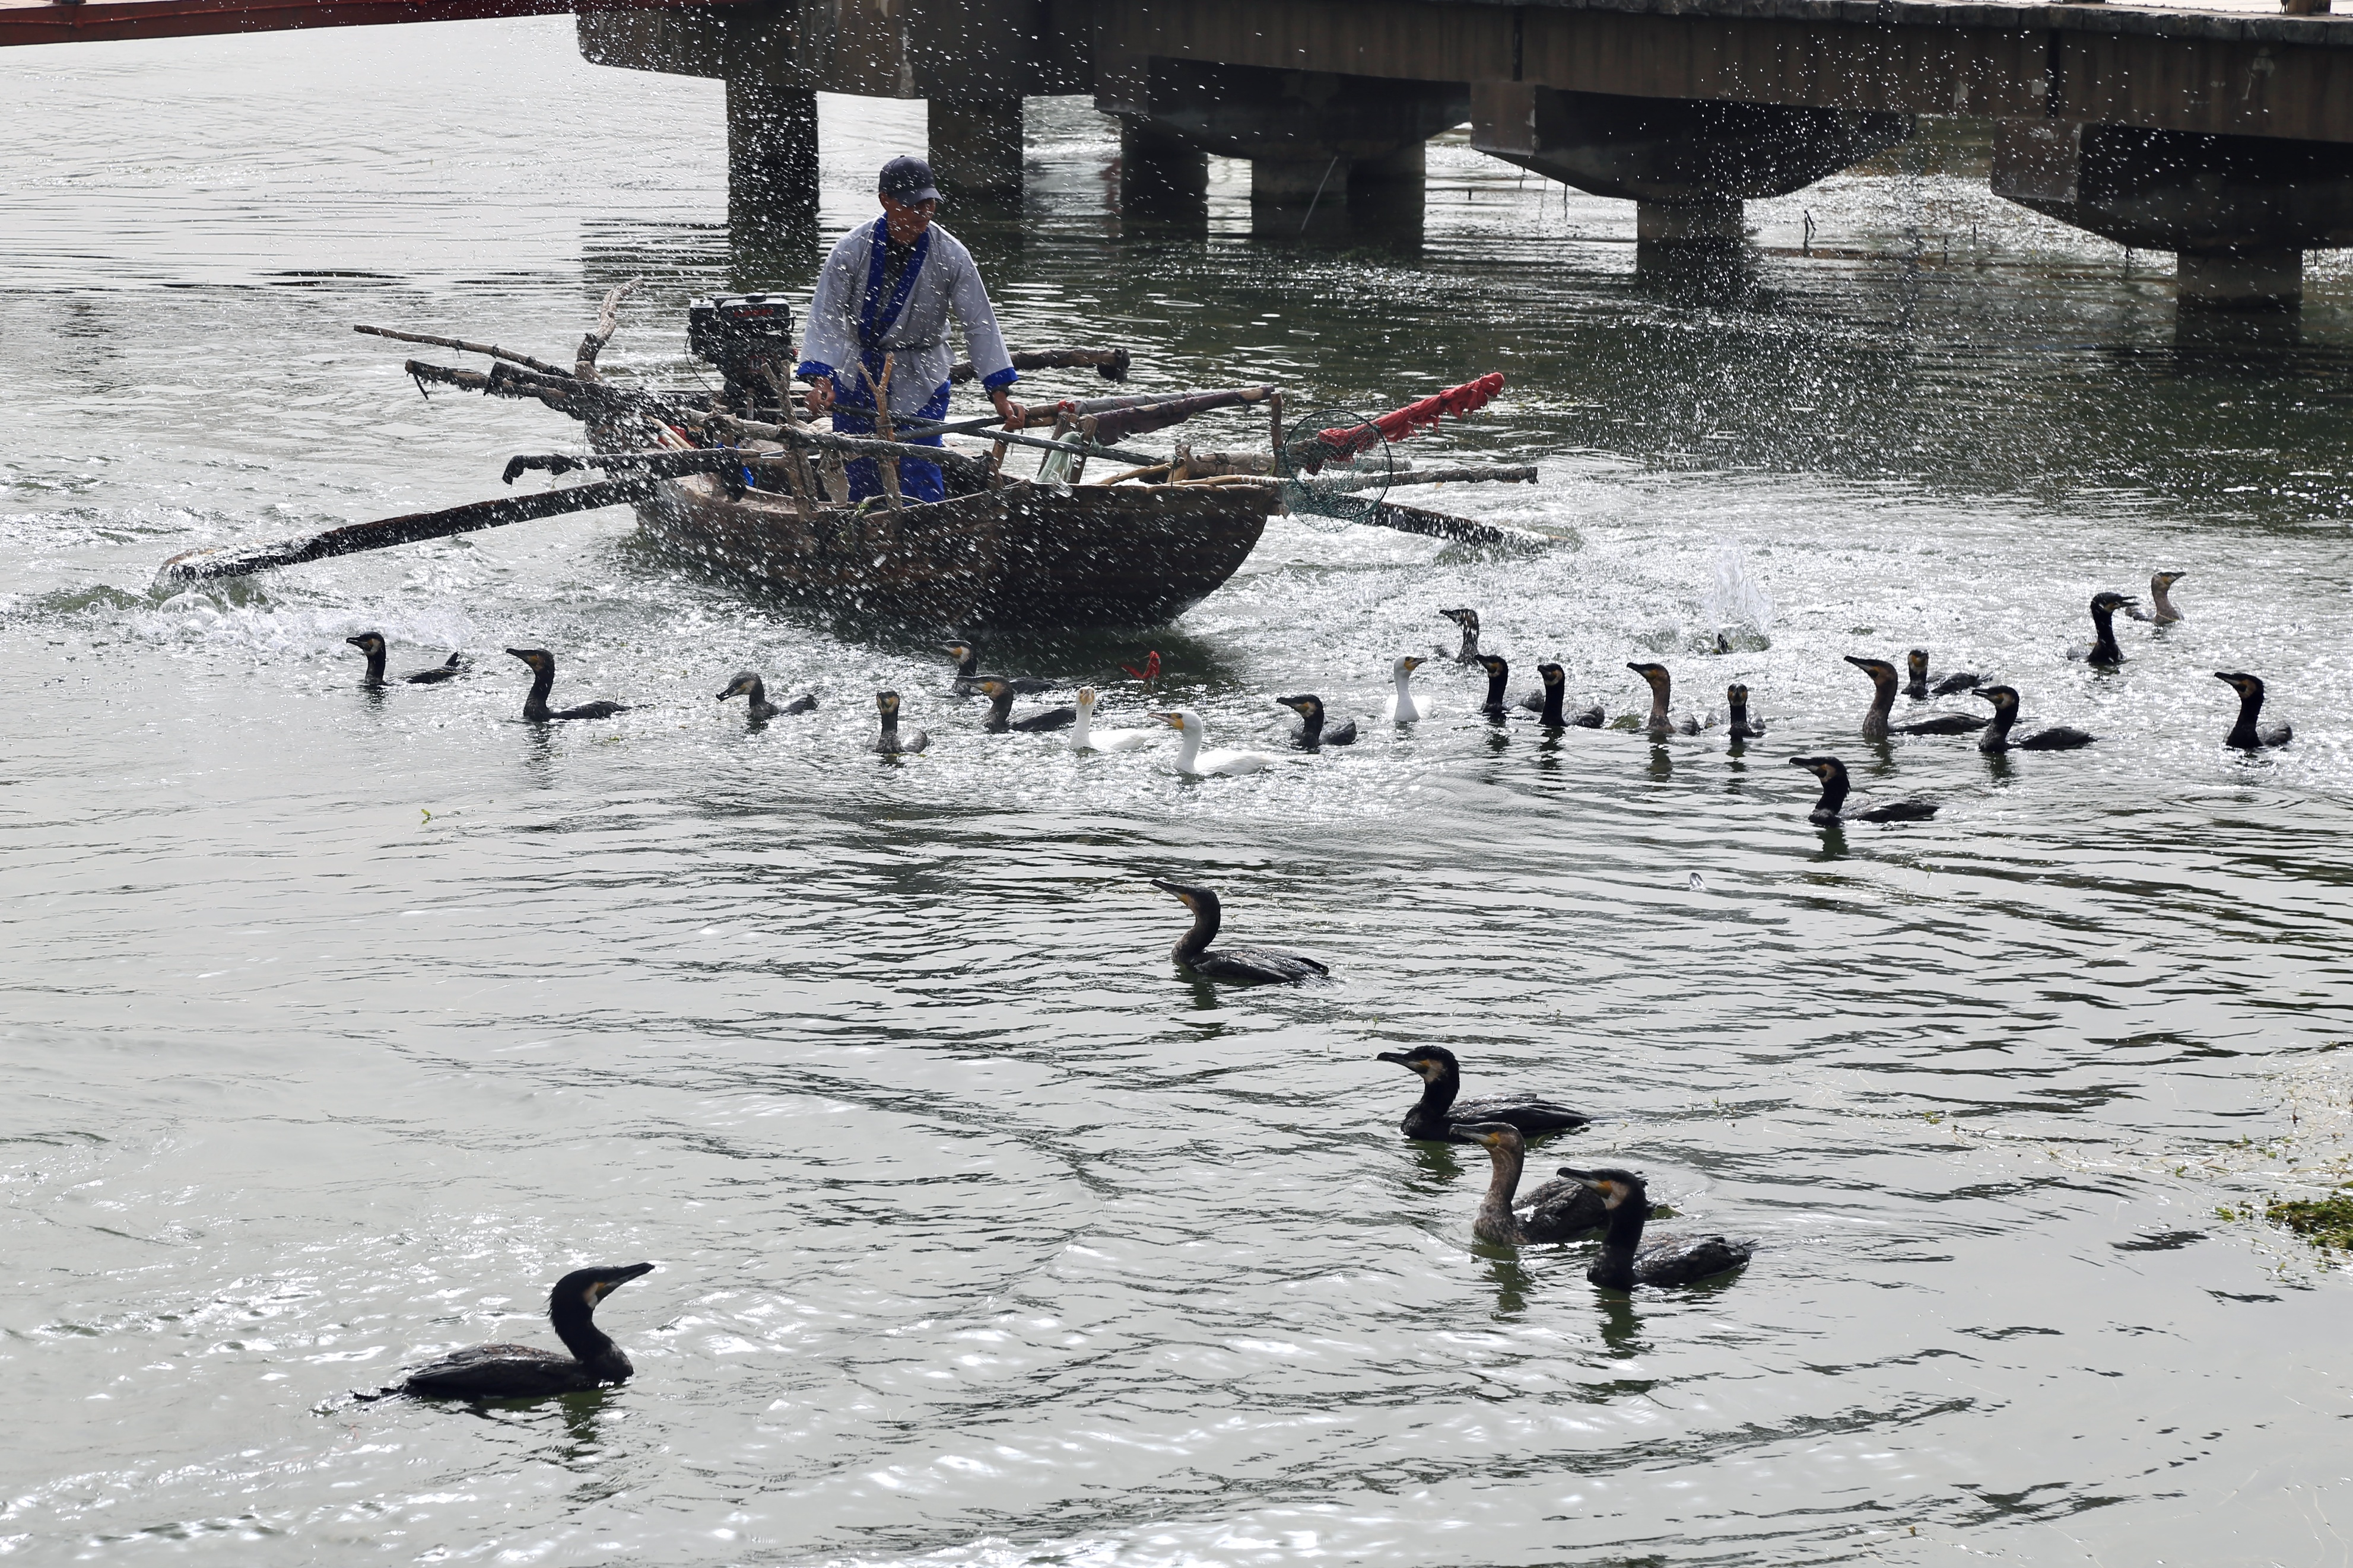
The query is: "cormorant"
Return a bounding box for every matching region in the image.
[1787,755,1938,824]
[1847,656,1987,739]
[1385,656,1431,723]
[1436,608,1482,663]
[1903,648,1980,699]
[347,634,466,688]
[1375,1044,1591,1142]
[393,1263,655,1398]
[1557,1168,1753,1290]
[1445,1122,1608,1244]
[1276,694,1357,748]
[2067,591,2136,666]
[1475,654,1513,717]
[1974,686,2093,752]
[2126,571,2187,625]
[1627,662,1700,735]
[1726,682,1767,738]
[1157,709,1273,775]
[947,641,1052,697]
[1149,879,1326,984]
[1072,688,1157,751]
[2215,671,2292,749]
[717,670,814,721]
[506,648,627,722]
[872,689,928,754]
[1526,662,1603,727]
[976,678,1076,733]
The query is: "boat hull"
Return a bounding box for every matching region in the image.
[633,476,1275,628]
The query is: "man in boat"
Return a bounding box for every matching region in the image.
[796,155,1026,504]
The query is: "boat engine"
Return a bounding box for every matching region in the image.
[688,294,796,411]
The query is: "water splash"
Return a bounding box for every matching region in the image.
[1700,536,1774,651]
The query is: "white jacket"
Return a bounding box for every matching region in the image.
[796,217,1015,419]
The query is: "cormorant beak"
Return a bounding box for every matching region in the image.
[1556,1168,1608,1192]
[1374,1051,1412,1066]
[1152,712,1185,729]
[1402,657,1424,672]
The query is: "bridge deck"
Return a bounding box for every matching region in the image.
[0,0,736,48]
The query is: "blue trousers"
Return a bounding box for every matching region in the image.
[833,383,952,504]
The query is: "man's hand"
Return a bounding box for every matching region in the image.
[805,376,834,417]
[990,388,1026,430]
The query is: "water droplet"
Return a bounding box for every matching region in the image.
[1688,872,1704,891]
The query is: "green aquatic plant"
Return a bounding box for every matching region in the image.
[2263,1191,2353,1251]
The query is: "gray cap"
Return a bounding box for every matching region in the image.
[879,154,942,205]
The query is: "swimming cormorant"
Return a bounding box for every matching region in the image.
[1526,662,1604,727]
[1276,694,1357,748]
[1444,1122,1608,1244]
[1726,683,1767,738]
[1072,688,1157,751]
[348,634,466,688]
[2067,591,2136,666]
[872,689,929,754]
[1974,686,2094,752]
[1156,709,1273,775]
[1476,654,1513,717]
[1436,608,1482,663]
[2126,571,2187,625]
[1627,663,1700,735]
[1847,657,1987,738]
[1375,1044,1591,1142]
[1557,1168,1753,1290]
[1149,879,1326,984]
[1903,648,1980,699]
[394,1262,655,1398]
[717,670,814,721]
[2215,671,2292,749]
[1787,755,1938,824]
[1385,656,1431,723]
[976,678,1077,733]
[506,649,628,721]
[947,641,1052,697]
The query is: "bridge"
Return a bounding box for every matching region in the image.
[11,0,2352,310]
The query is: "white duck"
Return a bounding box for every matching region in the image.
[1156,708,1274,777]
[1385,655,1432,723]
[1071,687,1157,752]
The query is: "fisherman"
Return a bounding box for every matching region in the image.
[796,155,1026,503]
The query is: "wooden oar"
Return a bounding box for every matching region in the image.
[155,478,652,587]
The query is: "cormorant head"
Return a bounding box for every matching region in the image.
[877,689,903,716]
[1726,682,1750,707]
[1787,755,1849,784]
[1444,1120,1523,1154]
[1393,656,1425,678]
[1905,649,1928,680]
[1374,1044,1460,1083]
[975,678,1014,701]
[718,670,761,702]
[1077,686,1098,709]
[550,1262,655,1316]
[347,632,385,654]
[2091,591,2136,615]
[1627,661,1671,688]
[1440,608,1479,632]
[1475,654,1508,679]
[1557,1166,1647,1208]
[2155,571,2186,591]
[945,641,974,663]
[1149,877,1219,917]
[1276,694,1325,720]
[1538,662,1565,688]
[1843,655,1897,689]
[2214,670,2265,700]
[1153,709,1205,736]
[1973,685,2021,712]
[505,648,553,672]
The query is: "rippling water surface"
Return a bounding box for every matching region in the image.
[7,20,2353,1566]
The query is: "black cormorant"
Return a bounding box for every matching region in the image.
[872,689,929,754]
[1445,1122,1608,1244]
[1475,654,1512,717]
[1787,755,1938,824]
[394,1263,655,1398]
[1277,694,1357,748]
[1526,662,1603,727]
[947,641,1051,697]
[1149,879,1326,984]
[1903,648,1980,699]
[1436,608,1482,663]
[1375,1044,1591,1142]
[717,670,814,721]
[506,649,627,721]
[1557,1168,1752,1290]
[348,634,466,687]
[2215,672,2292,749]
[977,678,1076,733]
[1726,682,1767,738]
[1627,663,1700,735]
[1974,686,2094,752]
[2126,571,2187,625]
[1847,656,1987,739]
[2068,591,2136,666]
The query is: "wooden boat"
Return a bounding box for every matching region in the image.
[629,471,1280,629]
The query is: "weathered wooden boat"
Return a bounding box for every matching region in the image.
[632,471,1279,628]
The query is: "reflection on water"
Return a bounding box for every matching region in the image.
[4,14,2353,1568]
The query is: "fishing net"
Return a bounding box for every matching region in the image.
[1275,409,1395,532]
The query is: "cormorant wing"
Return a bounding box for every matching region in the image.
[1452,1095,1592,1135]
[401,1344,593,1397]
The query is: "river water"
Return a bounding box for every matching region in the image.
[7,18,2353,1567]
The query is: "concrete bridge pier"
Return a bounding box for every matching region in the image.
[1993,121,2353,311]
[1119,120,1209,212]
[929,96,1026,201]
[1472,84,1910,252]
[726,75,819,231]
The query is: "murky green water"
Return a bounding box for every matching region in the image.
[6,19,2353,1566]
